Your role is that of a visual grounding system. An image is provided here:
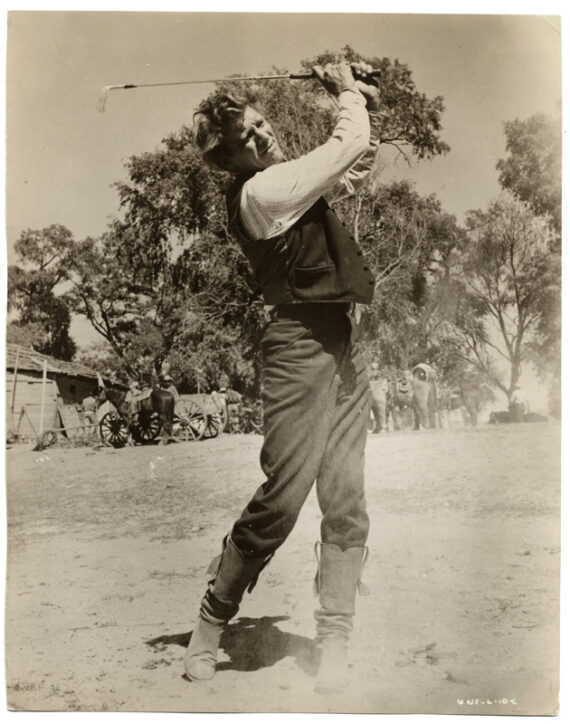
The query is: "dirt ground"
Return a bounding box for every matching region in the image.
[4,421,560,714]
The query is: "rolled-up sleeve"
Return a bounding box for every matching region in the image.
[327,110,383,203]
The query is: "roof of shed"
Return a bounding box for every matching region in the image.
[6,343,101,380]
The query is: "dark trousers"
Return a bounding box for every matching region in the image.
[231,303,371,558]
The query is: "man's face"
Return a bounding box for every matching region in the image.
[222,106,284,173]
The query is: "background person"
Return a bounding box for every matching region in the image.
[81,390,99,440]
[160,374,179,403]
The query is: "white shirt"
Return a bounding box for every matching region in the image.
[239,88,382,241]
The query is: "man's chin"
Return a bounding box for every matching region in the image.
[268,149,285,165]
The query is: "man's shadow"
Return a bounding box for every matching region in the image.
[146,615,317,678]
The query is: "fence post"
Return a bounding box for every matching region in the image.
[10,346,21,414]
[39,359,48,437]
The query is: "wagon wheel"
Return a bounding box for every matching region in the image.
[203,411,224,439]
[171,413,203,442]
[173,400,207,442]
[131,411,162,444]
[99,411,129,448]
[186,402,208,440]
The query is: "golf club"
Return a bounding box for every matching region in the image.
[96,70,382,112]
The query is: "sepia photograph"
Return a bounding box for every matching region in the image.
[3,7,562,715]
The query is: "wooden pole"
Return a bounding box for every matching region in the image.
[16,407,25,438]
[10,346,21,413]
[39,359,48,436]
[7,346,22,438]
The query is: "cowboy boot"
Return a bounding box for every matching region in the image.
[184,536,270,681]
[313,542,368,695]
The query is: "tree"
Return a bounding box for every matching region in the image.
[74,340,122,376]
[8,224,77,360]
[340,180,464,370]
[496,113,562,233]
[64,230,160,376]
[6,320,49,351]
[449,192,556,402]
[496,113,561,414]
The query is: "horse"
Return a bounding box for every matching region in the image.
[371,365,439,432]
[97,384,175,445]
[387,372,419,430]
[370,372,417,431]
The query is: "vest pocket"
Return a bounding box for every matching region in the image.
[293,264,335,289]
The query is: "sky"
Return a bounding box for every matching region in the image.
[6,12,561,243]
[3,8,563,363]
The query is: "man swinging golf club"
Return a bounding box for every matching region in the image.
[186,60,381,694]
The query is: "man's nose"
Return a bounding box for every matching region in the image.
[254,127,270,146]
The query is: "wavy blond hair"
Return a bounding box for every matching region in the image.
[192,90,255,171]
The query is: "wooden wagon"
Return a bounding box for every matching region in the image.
[34,391,228,449]
[171,392,227,442]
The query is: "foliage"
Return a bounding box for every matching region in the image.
[74,340,122,376]
[6,320,49,351]
[496,113,562,233]
[339,180,465,372]
[449,192,556,401]
[305,46,450,161]
[63,230,162,376]
[496,113,561,413]
[8,224,77,360]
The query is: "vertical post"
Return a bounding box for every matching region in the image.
[8,346,21,438]
[16,407,25,438]
[39,359,48,436]
[10,346,21,413]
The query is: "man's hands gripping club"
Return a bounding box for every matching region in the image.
[312,61,381,112]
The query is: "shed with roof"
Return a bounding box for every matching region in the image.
[5,343,118,440]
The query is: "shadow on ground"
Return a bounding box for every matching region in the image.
[147,615,317,677]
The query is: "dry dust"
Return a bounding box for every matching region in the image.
[4,422,560,714]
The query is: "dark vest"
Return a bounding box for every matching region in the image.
[226,176,375,306]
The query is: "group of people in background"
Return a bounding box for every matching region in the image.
[80,350,532,438]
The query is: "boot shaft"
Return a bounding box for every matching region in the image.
[208,536,271,613]
[313,543,368,638]
[314,542,368,615]
[185,537,270,682]
[313,543,368,693]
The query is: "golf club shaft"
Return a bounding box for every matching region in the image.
[96,70,382,112]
